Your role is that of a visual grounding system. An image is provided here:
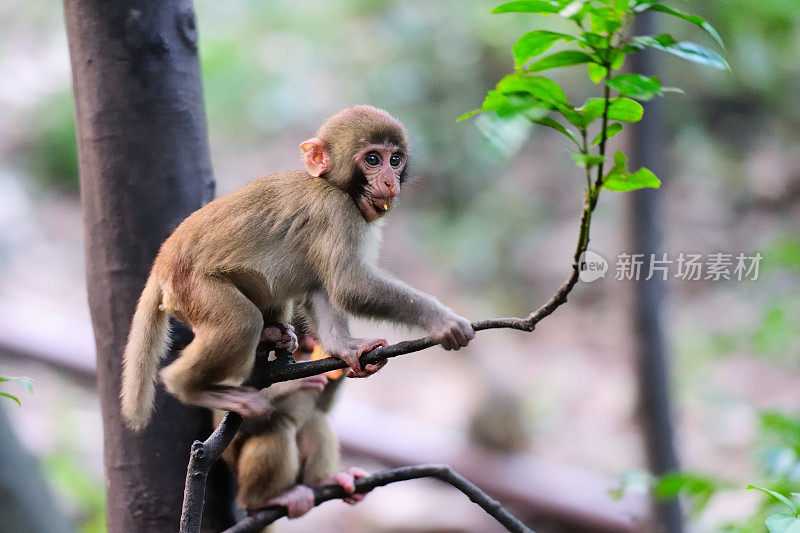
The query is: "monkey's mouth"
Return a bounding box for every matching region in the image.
[372,197,394,214]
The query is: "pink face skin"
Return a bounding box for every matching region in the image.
[300,138,405,223]
[353,143,405,223]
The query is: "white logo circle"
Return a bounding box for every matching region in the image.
[578,250,608,282]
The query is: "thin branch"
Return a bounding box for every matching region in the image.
[180,412,243,533]
[222,464,534,533]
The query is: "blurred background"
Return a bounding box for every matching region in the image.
[1,0,799,531]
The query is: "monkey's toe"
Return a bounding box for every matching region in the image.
[267,485,315,519]
[261,322,299,353]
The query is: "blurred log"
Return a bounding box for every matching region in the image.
[61,0,234,530]
[333,401,649,533]
[0,327,649,532]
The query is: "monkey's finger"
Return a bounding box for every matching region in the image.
[301,375,328,390]
[340,353,362,373]
[332,472,356,493]
[348,466,370,478]
[441,332,458,350]
[364,360,387,375]
[344,494,366,505]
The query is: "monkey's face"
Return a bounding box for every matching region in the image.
[352,144,405,223]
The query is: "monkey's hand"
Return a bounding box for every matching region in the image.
[261,323,299,353]
[299,374,328,391]
[323,467,370,505]
[431,310,475,350]
[262,485,315,519]
[326,338,387,378]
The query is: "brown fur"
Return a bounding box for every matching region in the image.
[220,379,342,513]
[120,106,473,430]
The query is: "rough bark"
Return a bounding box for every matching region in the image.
[62,0,230,530]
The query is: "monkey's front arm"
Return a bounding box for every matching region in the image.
[302,290,388,377]
[325,265,475,351]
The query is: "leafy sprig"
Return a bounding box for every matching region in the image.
[461,0,726,277]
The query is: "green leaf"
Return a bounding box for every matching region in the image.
[492,0,562,14]
[532,116,580,145]
[645,4,725,49]
[603,166,661,191]
[513,31,576,67]
[588,63,607,83]
[555,106,586,130]
[580,97,644,123]
[581,32,607,49]
[526,51,597,73]
[559,0,584,17]
[765,514,800,533]
[0,376,34,393]
[748,485,798,515]
[457,109,483,122]
[655,472,718,500]
[607,74,663,100]
[496,74,569,105]
[571,153,605,168]
[591,122,623,145]
[633,37,730,71]
[0,392,21,405]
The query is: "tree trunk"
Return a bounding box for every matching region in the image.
[62,1,230,530]
[629,11,684,533]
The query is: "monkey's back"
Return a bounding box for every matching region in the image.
[154,170,368,312]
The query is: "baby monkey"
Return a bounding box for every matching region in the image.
[121,105,475,430]
[219,334,366,522]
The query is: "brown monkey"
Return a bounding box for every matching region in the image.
[220,335,367,521]
[121,105,475,430]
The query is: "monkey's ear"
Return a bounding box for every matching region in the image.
[300,137,329,178]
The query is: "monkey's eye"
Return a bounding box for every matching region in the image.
[389,154,402,167]
[364,152,380,166]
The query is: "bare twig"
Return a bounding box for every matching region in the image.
[180,412,243,533]
[222,464,534,533]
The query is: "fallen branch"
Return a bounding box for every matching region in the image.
[222,464,534,533]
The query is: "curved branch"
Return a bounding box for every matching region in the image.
[222,464,534,533]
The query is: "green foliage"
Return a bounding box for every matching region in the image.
[653,411,800,532]
[0,376,33,406]
[26,92,80,192]
[655,471,724,516]
[464,0,727,209]
[747,486,800,533]
[46,451,106,533]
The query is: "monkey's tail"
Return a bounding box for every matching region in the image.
[120,274,170,431]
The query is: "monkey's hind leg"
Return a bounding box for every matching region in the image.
[237,418,315,518]
[160,277,270,418]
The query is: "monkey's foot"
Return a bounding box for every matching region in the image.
[262,484,315,519]
[192,386,274,418]
[261,322,299,353]
[329,338,387,377]
[324,467,369,505]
